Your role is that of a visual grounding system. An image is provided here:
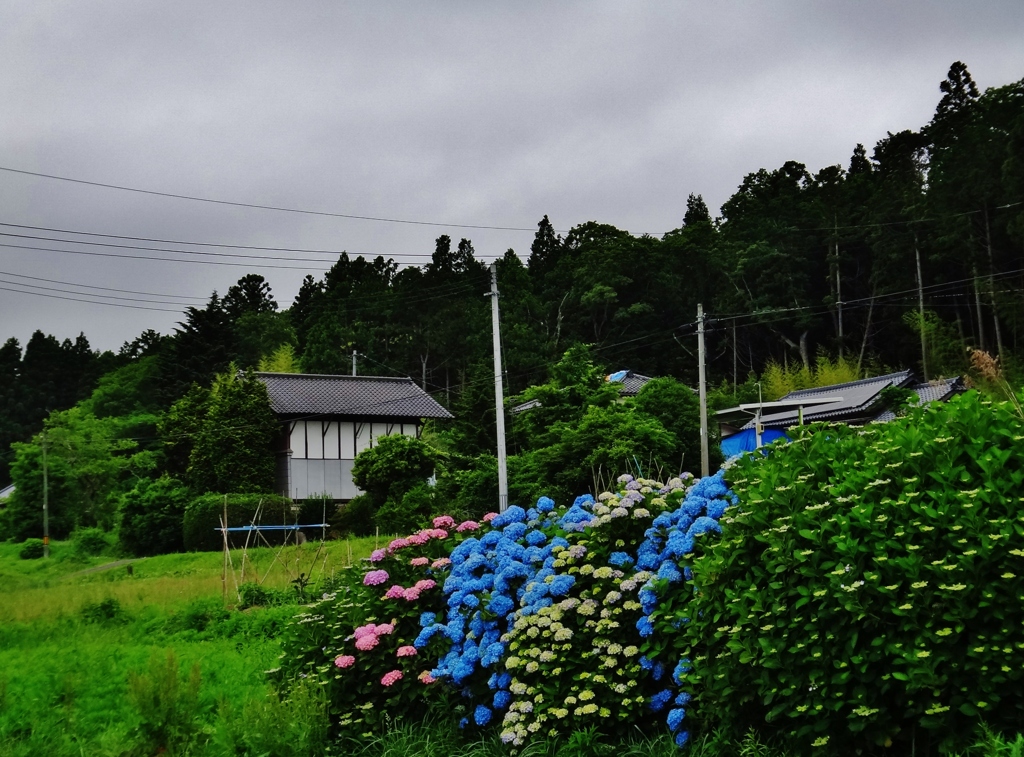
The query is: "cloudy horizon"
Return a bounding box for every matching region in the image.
[2,1,1023,353]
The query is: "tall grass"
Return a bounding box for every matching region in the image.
[0,537,378,622]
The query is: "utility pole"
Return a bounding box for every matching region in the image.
[835,217,844,359]
[914,234,928,381]
[487,262,509,512]
[42,430,49,558]
[351,350,357,377]
[697,304,710,478]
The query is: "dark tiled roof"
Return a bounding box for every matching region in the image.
[617,372,653,396]
[255,373,454,420]
[744,370,914,430]
[511,370,658,415]
[873,376,965,422]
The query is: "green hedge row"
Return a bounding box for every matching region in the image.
[182,494,329,552]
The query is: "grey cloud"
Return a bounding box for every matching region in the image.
[0,0,1022,351]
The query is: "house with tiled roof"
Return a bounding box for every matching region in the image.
[716,371,965,455]
[511,369,656,414]
[255,372,453,501]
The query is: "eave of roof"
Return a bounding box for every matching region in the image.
[255,372,454,419]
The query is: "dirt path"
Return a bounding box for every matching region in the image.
[64,558,144,578]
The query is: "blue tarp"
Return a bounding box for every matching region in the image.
[720,428,790,457]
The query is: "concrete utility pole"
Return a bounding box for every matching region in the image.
[42,430,49,558]
[352,350,357,377]
[488,262,509,512]
[697,304,710,478]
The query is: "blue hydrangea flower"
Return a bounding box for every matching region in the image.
[648,689,673,712]
[608,551,634,567]
[474,705,492,726]
[667,707,686,731]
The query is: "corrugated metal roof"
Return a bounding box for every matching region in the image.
[744,371,914,429]
[255,372,454,420]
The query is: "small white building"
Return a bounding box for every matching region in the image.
[256,372,453,501]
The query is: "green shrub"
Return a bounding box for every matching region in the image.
[334,493,376,537]
[668,391,1024,755]
[72,527,109,556]
[182,493,295,551]
[126,649,202,754]
[119,476,190,556]
[375,482,434,535]
[237,582,292,609]
[164,598,230,635]
[80,597,128,625]
[19,538,45,559]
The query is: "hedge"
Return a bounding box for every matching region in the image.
[182,494,325,552]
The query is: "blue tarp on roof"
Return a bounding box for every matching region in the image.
[721,428,790,457]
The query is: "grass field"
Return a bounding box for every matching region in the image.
[0,537,374,756]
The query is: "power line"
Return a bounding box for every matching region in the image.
[0,284,183,313]
[0,230,427,263]
[0,220,451,258]
[0,165,543,233]
[0,270,208,302]
[0,240,334,271]
[0,276,203,307]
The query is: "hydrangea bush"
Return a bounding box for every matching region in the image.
[277,515,484,735]
[660,391,1024,755]
[415,474,724,746]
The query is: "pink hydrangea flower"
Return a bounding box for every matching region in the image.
[456,520,480,532]
[482,512,498,522]
[431,558,452,569]
[363,569,389,586]
[432,515,456,529]
[354,623,378,639]
[383,585,405,599]
[380,669,404,687]
[418,670,436,684]
[388,538,410,553]
[406,532,429,546]
[402,587,421,601]
[369,549,387,563]
[355,635,379,651]
[396,645,418,657]
[375,623,395,636]
[414,579,436,592]
[334,655,355,669]
[409,557,429,567]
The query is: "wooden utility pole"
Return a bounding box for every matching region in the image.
[914,234,929,381]
[835,217,844,358]
[488,262,509,511]
[697,304,710,478]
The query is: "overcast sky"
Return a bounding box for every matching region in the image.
[1,1,1023,353]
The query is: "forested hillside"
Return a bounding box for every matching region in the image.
[2,62,1022,507]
